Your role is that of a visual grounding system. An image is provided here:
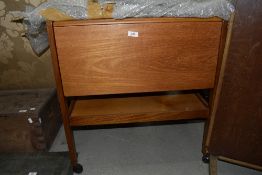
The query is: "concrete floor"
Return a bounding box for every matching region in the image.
[51,122,261,175]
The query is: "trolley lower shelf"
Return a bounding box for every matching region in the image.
[69,93,209,126]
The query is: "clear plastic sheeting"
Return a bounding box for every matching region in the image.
[113,0,235,20]
[10,0,235,56]
[26,0,87,20]
[23,14,49,56]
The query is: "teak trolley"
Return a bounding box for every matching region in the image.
[47,17,227,173]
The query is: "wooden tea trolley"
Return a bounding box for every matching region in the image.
[47,17,227,173]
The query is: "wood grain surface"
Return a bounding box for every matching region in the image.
[54,21,222,96]
[69,93,209,126]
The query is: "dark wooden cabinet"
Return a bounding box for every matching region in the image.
[205,0,262,173]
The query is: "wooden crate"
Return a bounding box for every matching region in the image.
[0,88,62,152]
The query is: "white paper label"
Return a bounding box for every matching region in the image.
[128,31,139,37]
[28,117,33,124]
[28,172,37,175]
[19,109,27,113]
[30,107,36,111]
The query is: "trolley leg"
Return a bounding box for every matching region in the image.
[60,100,83,173]
[47,21,83,173]
[62,116,83,173]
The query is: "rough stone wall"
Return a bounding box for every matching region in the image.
[0,0,54,90]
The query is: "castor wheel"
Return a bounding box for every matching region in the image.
[73,163,83,174]
[202,154,210,163]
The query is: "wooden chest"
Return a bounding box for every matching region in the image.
[0,88,62,152]
[0,152,72,175]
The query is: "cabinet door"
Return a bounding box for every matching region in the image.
[54,21,222,96]
[207,0,262,168]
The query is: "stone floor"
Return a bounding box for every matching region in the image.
[51,121,261,175]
